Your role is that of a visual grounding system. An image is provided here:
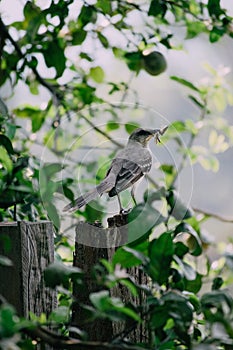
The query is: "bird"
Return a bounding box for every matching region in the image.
[63,126,168,213]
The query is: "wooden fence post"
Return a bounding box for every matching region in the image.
[72,214,148,344]
[0,221,56,319]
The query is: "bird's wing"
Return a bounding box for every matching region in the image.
[108,159,143,196]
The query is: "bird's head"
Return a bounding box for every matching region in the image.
[128,126,168,147]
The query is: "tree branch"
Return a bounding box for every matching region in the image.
[165,0,208,21]
[0,18,60,100]
[81,110,123,148]
[193,207,233,223]
[24,326,148,350]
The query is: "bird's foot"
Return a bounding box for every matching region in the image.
[120,208,132,215]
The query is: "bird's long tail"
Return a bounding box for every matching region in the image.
[63,180,112,213]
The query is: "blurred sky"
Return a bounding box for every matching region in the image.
[1,0,233,242]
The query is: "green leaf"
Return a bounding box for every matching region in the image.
[45,202,60,230]
[171,76,200,92]
[184,273,203,294]
[148,0,167,17]
[43,40,66,78]
[97,32,109,48]
[175,241,189,258]
[80,199,105,223]
[4,123,17,140]
[90,290,141,321]
[106,121,120,131]
[124,51,143,73]
[78,5,97,27]
[147,232,174,285]
[198,154,219,172]
[186,21,207,39]
[150,292,193,334]
[175,222,202,256]
[0,98,8,116]
[112,47,125,59]
[185,292,201,313]
[0,304,16,338]
[149,300,170,329]
[44,260,83,289]
[90,290,109,310]
[119,279,138,297]
[207,0,224,18]
[28,79,39,95]
[170,120,186,132]
[13,105,46,132]
[96,0,112,14]
[174,256,196,281]
[8,185,33,193]
[125,123,140,134]
[72,29,87,45]
[145,187,166,204]
[188,95,205,109]
[185,119,199,135]
[0,146,13,173]
[201,290,233,317]
[41,163,64,178]
[160,164,176,187]
[89,66,105,83]
[128,203,166,244]
[74,83,96,104]
[209,26,225,42]
[209,130,229,153]
[167,190,193,220]
[63,185,74,202]
[0,135,15,154]
[112,245,148,268]
[80,52,93,61]
[49,306,70,323]
[162,291,193,328]
[32,113,46,132]
[24,1,40,22]
[212,276,223,290]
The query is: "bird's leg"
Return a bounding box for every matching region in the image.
[117,193,123,213]
[116,193,124,214]
[131,185,137,206]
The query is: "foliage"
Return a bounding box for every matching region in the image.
[0,0,233,349]
[1,228,233,349]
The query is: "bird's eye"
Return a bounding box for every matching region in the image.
[137,130,147,136]
[139,130,151,137]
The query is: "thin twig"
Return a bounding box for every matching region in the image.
[193,207,233,223]
[165,0,207,22]
[24,326,148,350]
[80,112,123,148]
[120,72,135,103]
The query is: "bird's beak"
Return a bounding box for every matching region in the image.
[149,125,169,144]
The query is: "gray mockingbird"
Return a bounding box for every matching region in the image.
[63,126,168,213]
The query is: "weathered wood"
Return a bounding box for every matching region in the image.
[0,221,56,319]
[72,222,113,343]
[73,214,148,344]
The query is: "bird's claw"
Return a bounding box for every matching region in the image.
[120,208,132,215]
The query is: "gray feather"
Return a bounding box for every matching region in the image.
[63,178,114,212]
